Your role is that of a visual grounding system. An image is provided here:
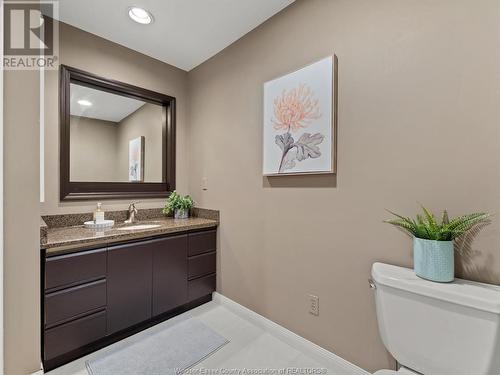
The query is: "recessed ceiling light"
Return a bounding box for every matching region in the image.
[128,7,153,24]
[77,99,92,106]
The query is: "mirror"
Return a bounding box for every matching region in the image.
[60,65,176,201]
[70,83,164,183]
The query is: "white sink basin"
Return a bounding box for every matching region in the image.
[84,220,115,230]
[117,224,161,231]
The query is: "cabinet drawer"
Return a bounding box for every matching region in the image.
[188,230,216,256]
[188,252,216,280]
[188,273,216,301]
[44,310,106,361]
[45,248,106,290]
[45,279,106,327]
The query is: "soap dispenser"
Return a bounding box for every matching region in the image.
[93,203,105,223]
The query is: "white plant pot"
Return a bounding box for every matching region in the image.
[174,208,189,219]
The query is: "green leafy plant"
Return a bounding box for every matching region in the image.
[385,206,491,241]
[162,191,194,215]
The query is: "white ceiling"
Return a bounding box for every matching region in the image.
[57,0,295,71]
[70,84,146,122]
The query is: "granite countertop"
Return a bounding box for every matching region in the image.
[42,217,218,255]
[41,208,219,255]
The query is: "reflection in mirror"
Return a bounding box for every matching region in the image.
[69,83,164,183]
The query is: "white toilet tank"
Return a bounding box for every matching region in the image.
[371,263,500,375]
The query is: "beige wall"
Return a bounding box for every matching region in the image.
[70,116,120,181]
[187,0,500,372]
[4,71,41,373]
[42,21,189,215]
[70,103,163,183]
[116,103,164,182]
[27,1,500,373]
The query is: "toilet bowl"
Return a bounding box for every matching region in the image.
[371,262,500,375]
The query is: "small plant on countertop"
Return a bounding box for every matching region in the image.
[385,206,491,241]
[163,191,194,219]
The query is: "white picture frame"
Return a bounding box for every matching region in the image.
[263,56,337,176]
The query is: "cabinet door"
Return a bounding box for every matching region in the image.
[107,241,152,334]
[152,235,188,316]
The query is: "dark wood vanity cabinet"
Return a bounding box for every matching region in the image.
[107,240,153,334]
[43,249,108,363]
[107,235,190,332]
[42,228,217,371]
[187,230,217,301]
[152,235,188,316]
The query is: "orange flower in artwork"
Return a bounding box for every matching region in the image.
[272,84,321,132]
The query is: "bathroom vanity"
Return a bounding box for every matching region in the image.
[40,211,218,371]
[39,64,212,370]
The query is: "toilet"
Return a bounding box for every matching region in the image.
[370,262,500,375]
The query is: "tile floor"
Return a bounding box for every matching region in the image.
[47,299,364,375]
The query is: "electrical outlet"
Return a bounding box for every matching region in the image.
[308,294,319,316]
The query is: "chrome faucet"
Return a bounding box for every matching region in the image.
[124,202,139,224]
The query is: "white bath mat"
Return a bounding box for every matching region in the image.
[86,318,229,375]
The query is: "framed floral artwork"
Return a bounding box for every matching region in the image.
[263,56,336,176]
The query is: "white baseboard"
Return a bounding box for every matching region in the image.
[30,370,43,375]
[212,292,370,375]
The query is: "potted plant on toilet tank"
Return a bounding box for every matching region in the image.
[385,206,490,282]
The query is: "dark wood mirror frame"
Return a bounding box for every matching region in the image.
[60,65,176,201]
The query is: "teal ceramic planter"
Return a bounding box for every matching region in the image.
[413,237,454,283]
